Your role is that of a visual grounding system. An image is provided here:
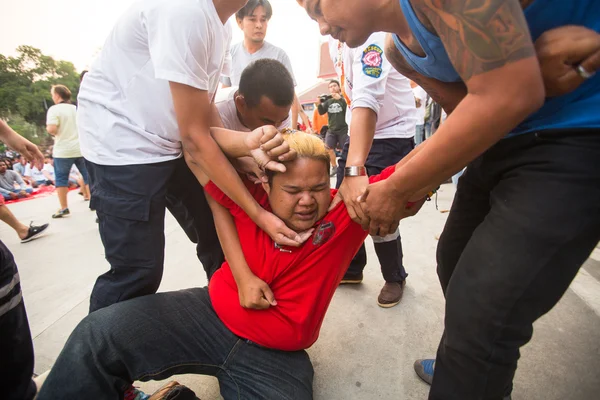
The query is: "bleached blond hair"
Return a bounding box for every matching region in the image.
[266,129,331,182]
[280,128,330,165]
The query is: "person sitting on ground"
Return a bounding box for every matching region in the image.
[36,129,423,400]
[24,161,52,187]
[0,159,33,200]
[12,156,37,188]
[42,157,56,186]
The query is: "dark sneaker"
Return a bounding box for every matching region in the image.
[21,223,49,243]
[377,280,405,308]
[52,208,70,218]
[414,358,435,385]
[413,358,512,400]
[340,272,363,284]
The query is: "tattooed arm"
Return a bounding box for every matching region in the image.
[384,34,467,114]
[360,0,545,236]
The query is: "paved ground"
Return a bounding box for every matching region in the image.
[2,184,600,399]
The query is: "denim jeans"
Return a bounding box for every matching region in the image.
[37,288,314,400]
[336,138,414,282]
[53,157,89,187]
[86,158,223,313]
[431,129,600,400]
[415,124,425,145]
[1,187,33,200]
[0,241,36,400]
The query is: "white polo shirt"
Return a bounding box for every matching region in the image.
[328,33,417,140]
[223,41,296,88]
[78,0,232,166]
[214,87,291,131]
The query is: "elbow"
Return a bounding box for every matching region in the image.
[509,80,545,123]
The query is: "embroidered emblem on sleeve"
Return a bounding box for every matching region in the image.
[362,44,383,78]
[312,221,336,247]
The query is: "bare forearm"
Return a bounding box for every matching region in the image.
[0,121,14,141]
[210,102,225,128]
[206,195,254,283]
[390,89,542,198]
[209,127,253,159]
[183,134,260,220]
[346,107,377,166]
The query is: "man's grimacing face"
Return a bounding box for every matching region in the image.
[298,0,376,48]
[264,158,331,232]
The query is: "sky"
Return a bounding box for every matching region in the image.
[0,0,324,91]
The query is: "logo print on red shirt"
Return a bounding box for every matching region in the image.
[312,221,336,247]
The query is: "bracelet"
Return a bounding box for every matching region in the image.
[344,166,367,177]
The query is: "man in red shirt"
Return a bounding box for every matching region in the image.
[37,129,422,400]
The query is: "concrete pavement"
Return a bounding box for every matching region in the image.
[2,184,599,399]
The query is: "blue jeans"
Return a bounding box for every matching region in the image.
[36,288,314,400]
[415,124,425,145]
[1,188,33,200]
[53,157,89,187]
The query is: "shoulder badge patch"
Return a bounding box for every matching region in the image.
[361,44,383,78]
[312,221,336,247]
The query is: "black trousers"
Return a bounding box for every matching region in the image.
[431,130,600,400]
[0,240,36,400]
[87,158,223,313]
[336,137,414,282]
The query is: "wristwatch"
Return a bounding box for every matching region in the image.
[344,166,367,177]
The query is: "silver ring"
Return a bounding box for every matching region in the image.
[576,65,596,80]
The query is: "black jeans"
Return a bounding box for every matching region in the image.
[0,240,36,400]
[87,158,223,313]
[431,130,600,400]
[37,288,314,400]
[336,138,414,282]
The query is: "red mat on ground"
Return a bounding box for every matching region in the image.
[4,186,79,205]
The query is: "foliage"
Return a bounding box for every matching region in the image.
[0,46,81,128]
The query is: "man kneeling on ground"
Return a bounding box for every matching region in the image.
[37,129,423,400]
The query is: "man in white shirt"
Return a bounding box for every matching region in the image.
[78,0,303,314]
[329,33,417,308]
[216,59,293,132]
[222,0,309,130]
[412,83,428,145]
[168,58,295,246]
[46,85,90,218]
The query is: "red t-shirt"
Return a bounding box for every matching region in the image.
[205,166,395,351]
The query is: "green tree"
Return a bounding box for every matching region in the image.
[0,46,81,128]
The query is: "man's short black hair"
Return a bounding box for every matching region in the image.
[329,79,340,87]
[236,0,273,20]
[239,59,295,109]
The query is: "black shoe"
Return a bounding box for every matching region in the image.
[21,223,49,243]
[340,272,363,284]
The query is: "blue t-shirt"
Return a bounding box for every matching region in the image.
[394,0,600,136]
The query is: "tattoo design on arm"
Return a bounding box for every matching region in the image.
[417,0,535,80]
